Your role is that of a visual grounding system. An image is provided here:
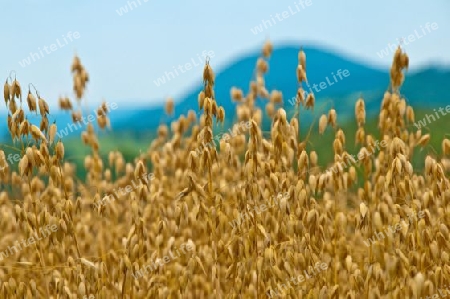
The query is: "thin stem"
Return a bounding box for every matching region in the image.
[0,143,22,152]
[9,70,16,81]
[28,83,39,97]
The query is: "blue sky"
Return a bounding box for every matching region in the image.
[1,0,449,109]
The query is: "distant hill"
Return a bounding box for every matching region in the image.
[1,44,449,140]
[111,44,450,133]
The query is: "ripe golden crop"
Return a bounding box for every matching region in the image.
[0,43,448,299]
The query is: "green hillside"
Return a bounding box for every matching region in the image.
[62,108,447,180]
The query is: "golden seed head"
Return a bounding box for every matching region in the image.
[56,141,64,160]
[30,125,47,143]
[417,134,430,147]
[305,93,315,110]
[165,98,174,115]
[256,58,268,73]
[298,48,306,70]
[319,114,328,135]
[203,63,215,84]
[297,64,307,82]
[38,97,49,116]
[4,79,10,104]
[49,123,57,144]
[270,90,283,104]
[231,87,243,102]
[12,79,21,100]
[262,40,273,57]
[328,109,337,127]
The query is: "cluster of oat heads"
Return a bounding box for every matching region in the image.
[64,56,111,129]
[68,54,96,127]
[71,54,89,100]
[390,46,409,92]
[296,47,315,110]
[1,41,450,298]
[3,76,53,148]
[165,97,174,116]
[1,72,90,298]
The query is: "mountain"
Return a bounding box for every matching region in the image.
[1,44,449,140]
[112,44,450,132]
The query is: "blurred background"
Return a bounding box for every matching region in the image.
[1,0,449,177]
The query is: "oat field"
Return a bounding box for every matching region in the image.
[1,41,450,298]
